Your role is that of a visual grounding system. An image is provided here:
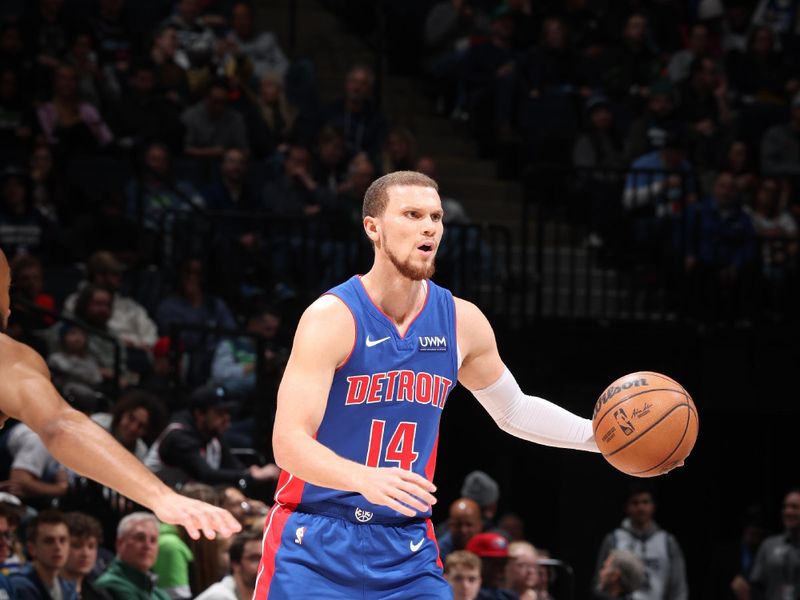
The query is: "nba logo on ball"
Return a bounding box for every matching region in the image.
[593,372,699,477]
[613,408,635,436]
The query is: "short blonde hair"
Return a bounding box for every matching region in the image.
[445,550,481,573]
[362,170,438,219]
[508,541,537,560]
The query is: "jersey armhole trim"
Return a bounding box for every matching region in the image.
[453,292,463,371]
[322,292,358,372]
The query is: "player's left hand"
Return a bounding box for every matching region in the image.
[153,492,242,540]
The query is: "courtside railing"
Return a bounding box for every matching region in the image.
[155,209,513,318]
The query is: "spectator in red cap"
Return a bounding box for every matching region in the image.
[465,532,513,599]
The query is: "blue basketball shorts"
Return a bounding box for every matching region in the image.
[253,505,453,599]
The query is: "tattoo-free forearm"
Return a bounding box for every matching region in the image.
[39,407,173,507]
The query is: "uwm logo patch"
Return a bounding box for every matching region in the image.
[418,336,447,352]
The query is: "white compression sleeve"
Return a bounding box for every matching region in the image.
[470,367,600,453]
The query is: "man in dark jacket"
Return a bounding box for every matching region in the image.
[322,65,387,163]
[685,171,756,320]
[10,510,76,600]
[143,384,278,488]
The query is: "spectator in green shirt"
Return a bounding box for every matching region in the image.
[94,513,169,600]
[152,523,193,599]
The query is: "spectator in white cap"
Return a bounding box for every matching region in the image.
[461,470,500,529]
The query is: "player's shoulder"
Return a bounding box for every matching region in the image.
[294,295,356,351]
[452,296,490,328]
[452,295,481,314]
[303,294,355,324]
[0,334,48,376]
[452,296,496,359]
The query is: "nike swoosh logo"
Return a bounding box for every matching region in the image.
[365,336,391,348]
[410,538,424,552]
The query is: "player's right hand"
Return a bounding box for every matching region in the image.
[153,492,242,540]
[357,467,437,517]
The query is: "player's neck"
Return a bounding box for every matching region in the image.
[360,266,427,329]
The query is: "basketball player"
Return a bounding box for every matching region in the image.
[256,171,604,598]
[0,250,240,541]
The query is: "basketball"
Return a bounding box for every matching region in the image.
[592,372,698,477]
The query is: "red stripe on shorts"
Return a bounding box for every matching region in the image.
[425,518,443,569]
[252,505,292,599]
[273,470,306,507]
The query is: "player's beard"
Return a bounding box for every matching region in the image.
[385,240,435,281]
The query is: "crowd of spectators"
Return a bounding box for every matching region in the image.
[0,461,794,599]
[437,473,796,600]
[0,0,409,598]
[413,0,800,320]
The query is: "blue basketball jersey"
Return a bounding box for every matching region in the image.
[274,275,458,522]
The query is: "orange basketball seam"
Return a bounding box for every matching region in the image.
[604,402,689,458]
[593,388,690,433]
[630,406,697,475]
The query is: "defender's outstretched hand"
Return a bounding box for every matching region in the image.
[153,492,242,540]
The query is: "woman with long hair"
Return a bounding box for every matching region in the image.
[152,483,225,598]
[91,390,166,459]
[239,71,302,158]
[180,483,227,595]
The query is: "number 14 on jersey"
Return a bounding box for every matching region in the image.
[366,420,419,470]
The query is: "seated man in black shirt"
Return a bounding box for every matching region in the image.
[144,384,278,491]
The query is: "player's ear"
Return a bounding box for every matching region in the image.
[363,215,379,244]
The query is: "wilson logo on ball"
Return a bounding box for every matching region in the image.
[593,377,649,418]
